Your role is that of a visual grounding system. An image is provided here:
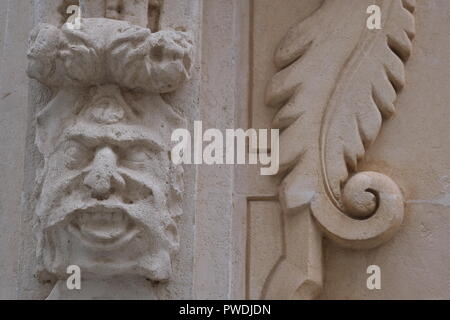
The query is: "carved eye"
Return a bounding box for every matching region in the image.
[62,141,91,169]
[122,146,153,164]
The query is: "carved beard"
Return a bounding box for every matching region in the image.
[35,170,178,282]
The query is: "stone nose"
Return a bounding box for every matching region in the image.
[83,146,125,200]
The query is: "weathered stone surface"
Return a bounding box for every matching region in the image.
[23,0,195,300]
[0,0,449,300]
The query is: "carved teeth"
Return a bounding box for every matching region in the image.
[72,208,131,243]
[76,210,126,223]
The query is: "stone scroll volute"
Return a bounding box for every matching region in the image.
[263,0,415,299]
[26,0,193,299]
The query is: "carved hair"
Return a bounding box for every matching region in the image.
[27,18,192,92]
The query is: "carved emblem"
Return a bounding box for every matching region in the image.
[27,0,193,298]
[264,0,415,299]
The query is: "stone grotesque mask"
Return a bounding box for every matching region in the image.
[27,14,193,292]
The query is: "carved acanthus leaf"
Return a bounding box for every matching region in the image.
[322,0,415,206]
[262,0,416,299]
[267,0,415,206]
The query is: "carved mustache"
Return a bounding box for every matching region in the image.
[36,169,162,230]
[38,172,178,254]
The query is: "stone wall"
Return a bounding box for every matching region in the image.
[0,0,448,299]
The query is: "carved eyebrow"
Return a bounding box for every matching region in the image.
[60,124,165,151]
[69,134,165,152]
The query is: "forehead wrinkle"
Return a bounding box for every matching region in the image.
[61,123,166,151]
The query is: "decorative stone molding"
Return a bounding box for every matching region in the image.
[263,0,415,299]
[26,0,193,299]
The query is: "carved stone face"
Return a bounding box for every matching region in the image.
[35,85,183,281]
[27,17,191,291]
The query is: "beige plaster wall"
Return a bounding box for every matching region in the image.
[0,0,33,299]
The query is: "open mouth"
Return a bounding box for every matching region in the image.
[68,207,139,250]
